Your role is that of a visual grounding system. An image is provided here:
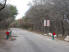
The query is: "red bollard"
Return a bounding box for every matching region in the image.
[53,32,56,36]
[6,32,10,40]
[52,32,56,40]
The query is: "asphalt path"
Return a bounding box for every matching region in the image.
[0,28,69,52]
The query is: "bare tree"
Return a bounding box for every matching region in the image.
[24,0,69,37]
[0,0,7,11]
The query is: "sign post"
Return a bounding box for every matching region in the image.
[43,20,50,35]
[47,20,50,27]
[44,20,47,35]
[44,20,47,26]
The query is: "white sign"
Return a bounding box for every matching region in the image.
[44,20,47,26]
[47,20,50,27]
[44,20,50,27]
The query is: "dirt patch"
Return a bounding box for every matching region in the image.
[0,29,7,43]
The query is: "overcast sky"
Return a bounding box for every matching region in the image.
[7,0,32,20]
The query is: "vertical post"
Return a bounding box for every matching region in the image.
[44,26,45,33]
[61,14,65,38]
[44,20,47,34]
[52,35,54,40]
[61,21,65,38]
[55,19,58,38]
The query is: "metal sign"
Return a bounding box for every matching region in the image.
[47,20,50,27]
[44,20,47,26]
[44,20,50,27]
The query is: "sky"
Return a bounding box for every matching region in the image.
[7,0,32,20]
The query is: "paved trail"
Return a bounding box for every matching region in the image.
[0,28,69,52]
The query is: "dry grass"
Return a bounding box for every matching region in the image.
[0,29,7,42]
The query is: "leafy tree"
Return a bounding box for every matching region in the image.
[0,4,18,29]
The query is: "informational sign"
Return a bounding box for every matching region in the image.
[44,20,50,27]
[44,20,47,26]
[47,20,50,27]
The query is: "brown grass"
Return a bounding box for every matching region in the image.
[0,29,7,42]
